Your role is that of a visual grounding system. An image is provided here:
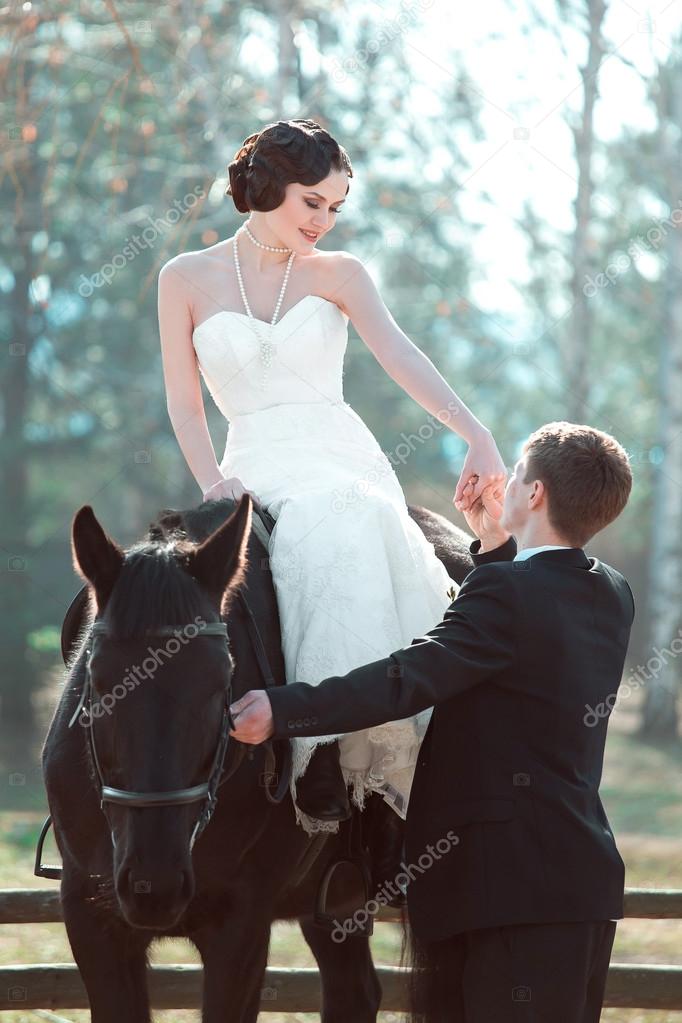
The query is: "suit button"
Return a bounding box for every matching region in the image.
[287,720,295,729]
[311,717,319,725]
[303,717,310,726]
[295,719,303,727]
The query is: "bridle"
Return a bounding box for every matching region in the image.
[35,500,292,878]
[71,619,246,851]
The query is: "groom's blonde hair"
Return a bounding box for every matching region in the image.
[522,422,632,547]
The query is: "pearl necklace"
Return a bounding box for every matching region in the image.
[233,228,296,389]
[244,221,291,253]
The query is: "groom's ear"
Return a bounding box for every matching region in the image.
[527,479,545,508]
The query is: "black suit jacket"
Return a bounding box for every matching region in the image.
[267,536,635,941]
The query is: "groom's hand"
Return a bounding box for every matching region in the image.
[460,481,511,552]
[229,690,274,744]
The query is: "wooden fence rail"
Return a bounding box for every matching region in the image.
[1,963,682,1013]
[1,888,681,1012]
[2,887,682,925]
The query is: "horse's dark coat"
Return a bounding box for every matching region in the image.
[42,496,473,1022]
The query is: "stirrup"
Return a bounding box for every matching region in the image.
[313,807,374,937]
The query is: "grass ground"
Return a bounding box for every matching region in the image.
[0,692,680,1021]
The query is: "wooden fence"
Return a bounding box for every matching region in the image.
[1,888,681,1013]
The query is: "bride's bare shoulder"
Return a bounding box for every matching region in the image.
[314,249,360,271]
[314,249,364,305]
[158,240,236,312]
[160,238,234,279]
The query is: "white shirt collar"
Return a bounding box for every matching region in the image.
[513,544,575,562]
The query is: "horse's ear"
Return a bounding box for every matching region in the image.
[186,493,252,600]
[71,505,125,610]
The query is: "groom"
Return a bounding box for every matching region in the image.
[230,421,634,1022]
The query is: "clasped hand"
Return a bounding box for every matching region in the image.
[229,689,274,744]
[454,429,507,512]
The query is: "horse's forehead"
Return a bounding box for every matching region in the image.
[124,541,187,564]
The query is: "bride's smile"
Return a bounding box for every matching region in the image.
[243,171,350,260]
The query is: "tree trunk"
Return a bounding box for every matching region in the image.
[564,0,606,421]
[0,204,38,740]
[276,0,298,116]
[640,63,682,739]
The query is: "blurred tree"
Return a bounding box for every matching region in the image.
[563,0,607,421]
[572,34,682,738]
[639,49,682,738]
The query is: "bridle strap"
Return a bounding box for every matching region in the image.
[80,625,238,846]
[67,622,229,731]
[77,605,287,845]
[70,501,290,846]
[90,621,230,638]
[101,783,209,807]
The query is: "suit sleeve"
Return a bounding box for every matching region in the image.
[267,563,516,740]
[469,534,517,566]
[623,577,636,622]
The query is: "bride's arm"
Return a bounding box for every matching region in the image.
[158,257,225,495]
[331,253,506,508]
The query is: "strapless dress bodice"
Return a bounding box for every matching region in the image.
[191,294,350,420]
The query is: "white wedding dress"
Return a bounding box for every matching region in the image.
[192,293,460,835]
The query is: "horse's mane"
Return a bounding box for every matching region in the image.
[103,538,206,638]
[103,499,246,639]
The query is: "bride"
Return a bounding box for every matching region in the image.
[157,118,506,839]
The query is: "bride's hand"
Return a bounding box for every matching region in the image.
[453,429,507,512]
[202,476,256,503]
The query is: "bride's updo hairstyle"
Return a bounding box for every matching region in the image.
[226,118,353,213]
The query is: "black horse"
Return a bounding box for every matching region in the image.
[41,494,474,1022]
